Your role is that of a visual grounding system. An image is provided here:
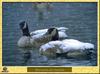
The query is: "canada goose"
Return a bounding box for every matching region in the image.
[30,27,68,39]
[39,39,94,59]
[17,21,60,48]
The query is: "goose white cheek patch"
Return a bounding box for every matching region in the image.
[51,29,57,36]
[23,22,27,29]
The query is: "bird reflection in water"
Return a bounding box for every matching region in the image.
[33,2,53,21]
[19,48,31,66]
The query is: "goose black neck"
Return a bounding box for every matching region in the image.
[51,29,59,41]
[19,21,30,36]
[52,31,59,41]
[22,27,30,36]
[47,28,59,41]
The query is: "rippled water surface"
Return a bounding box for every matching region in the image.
[2,3,97,66]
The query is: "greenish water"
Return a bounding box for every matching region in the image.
[3,3,97,66]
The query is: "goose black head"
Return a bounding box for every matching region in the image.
[47,28,59,41]
[19,21,30,36]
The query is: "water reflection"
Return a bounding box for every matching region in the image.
[33,3,53,20]
[18,48,32,66]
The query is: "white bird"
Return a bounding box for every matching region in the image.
[17,21,68,48]
[39,39,94,59]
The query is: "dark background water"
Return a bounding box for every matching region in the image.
[2,2,97,66]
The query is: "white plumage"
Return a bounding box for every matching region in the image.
[30,27,68,39]
[39,39,94,58]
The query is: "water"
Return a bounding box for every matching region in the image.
[2,2,97,66]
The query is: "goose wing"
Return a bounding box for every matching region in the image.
[30,27,68,39]
[62,39,94,52]
[31,33,52,47]
[30,27,68,35]
[30,29,47,35]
